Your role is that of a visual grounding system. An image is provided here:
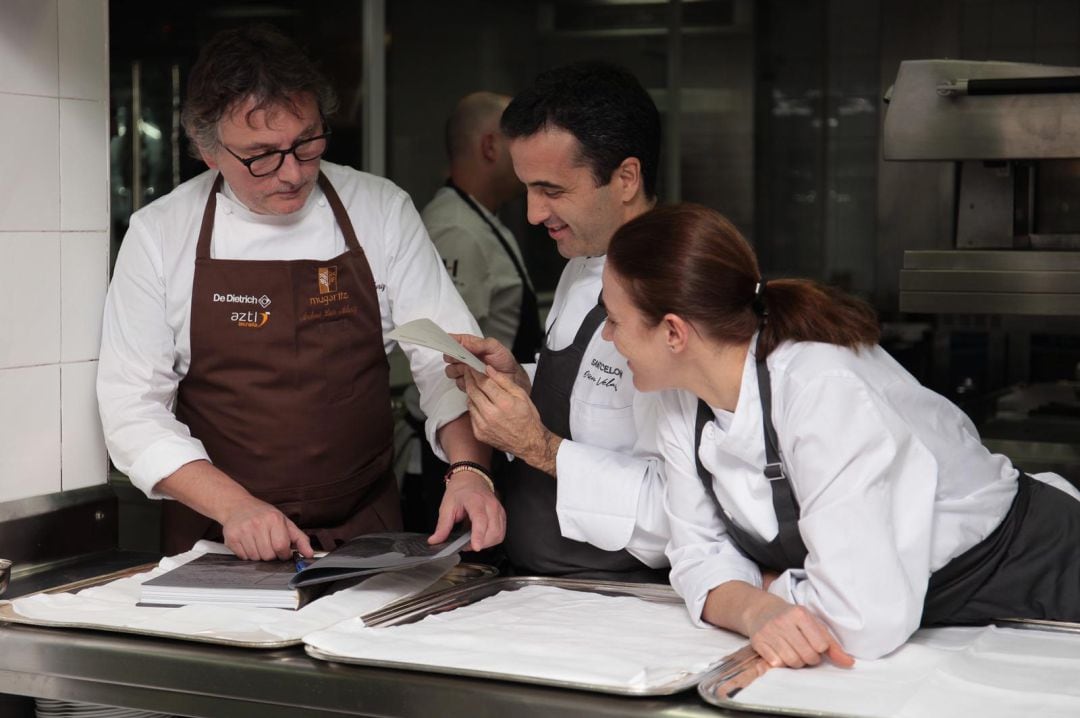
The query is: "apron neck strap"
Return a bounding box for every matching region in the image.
[195,171,361,260]
[754,336,784,481]
[692,335,808,571]
[196,173,225,260]
[752,336,807,567]
[318,172,362,252]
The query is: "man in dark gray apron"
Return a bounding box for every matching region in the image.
[445,63,670,580]
[98,26,504,561]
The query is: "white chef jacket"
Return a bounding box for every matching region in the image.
[660,338,1080,659]
[531,255,669,568]
[421,186,531,351]
[98,162,481,499]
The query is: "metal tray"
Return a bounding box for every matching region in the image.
[0,562,496,649]
[697,618,1080,717]
[305,575,757,696]
[994,617,1080,635]
[698,658,852,718]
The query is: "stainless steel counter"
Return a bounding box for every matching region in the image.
[0,621,747,718]
[0,553,750,718]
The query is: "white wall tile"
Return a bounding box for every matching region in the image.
[0,364,61,502]
[0,233,61,370]
[0,0,110,505]
[61,231,109,362]
[61,361,108,490]
[59,0,107,101]
[60,99,109,231]
[0,94,60,231]
[0,0,59,97]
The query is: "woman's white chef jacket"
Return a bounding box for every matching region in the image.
[531,255,668,568]
[659,338,1080,658]
[98,162,480,499]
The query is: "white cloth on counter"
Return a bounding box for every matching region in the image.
[97,162,481,498]
[732,625,1080,718]
[538,255,668,567]
[304,584,746,692]
[660,338,1080,659]
[6,541,456,645]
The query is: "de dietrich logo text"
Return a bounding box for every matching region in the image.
[213,292,272,308]
[212,292,272,328]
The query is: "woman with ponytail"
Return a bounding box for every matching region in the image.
[602,203,1080,668]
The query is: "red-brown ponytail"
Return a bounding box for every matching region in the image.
[606,203,880,358]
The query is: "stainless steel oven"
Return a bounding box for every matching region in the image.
[884,59,1080,483]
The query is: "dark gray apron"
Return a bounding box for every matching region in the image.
[694,343,1080,626]
[503,298,664,580]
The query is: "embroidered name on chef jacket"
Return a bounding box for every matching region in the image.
[582,356,623,391]
[213,292,273,329]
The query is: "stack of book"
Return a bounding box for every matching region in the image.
[139,531,471,610]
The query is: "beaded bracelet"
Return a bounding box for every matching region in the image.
[443,461,495,494]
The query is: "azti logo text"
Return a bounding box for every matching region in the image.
[231,310,271,329]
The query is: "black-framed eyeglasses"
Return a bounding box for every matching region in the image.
[222,129,332,177]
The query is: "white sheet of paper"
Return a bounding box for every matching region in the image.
[385,318,486,373]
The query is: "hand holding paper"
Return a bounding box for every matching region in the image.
[385,319,486,372]
[452,334,523,378]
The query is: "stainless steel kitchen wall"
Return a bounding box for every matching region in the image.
[755,0,882,300]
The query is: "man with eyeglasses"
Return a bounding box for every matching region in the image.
[98,25,504,562]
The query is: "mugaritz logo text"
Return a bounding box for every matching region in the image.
[212,293,272,308]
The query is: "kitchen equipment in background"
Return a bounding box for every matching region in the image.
[883,59,1080,485]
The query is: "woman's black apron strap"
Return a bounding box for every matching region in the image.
[693,347,808,573]
[445,179,543,363]
[754,354,806,567]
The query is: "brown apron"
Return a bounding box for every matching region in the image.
[164,172,401,554]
